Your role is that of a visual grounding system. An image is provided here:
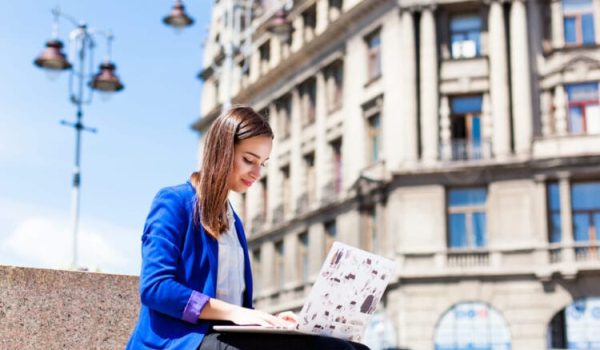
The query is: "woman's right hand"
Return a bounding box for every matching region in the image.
[229,306,294,327]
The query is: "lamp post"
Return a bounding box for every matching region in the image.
[162,0,293,109]
[33,7,125,270]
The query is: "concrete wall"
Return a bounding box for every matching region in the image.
[0,265,138,350]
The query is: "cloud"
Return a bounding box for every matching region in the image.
[0,198,140,275]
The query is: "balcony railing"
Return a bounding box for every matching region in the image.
[440,139,490,161]
[397,241,600,277]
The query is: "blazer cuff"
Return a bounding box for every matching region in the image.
[182,290,210,324]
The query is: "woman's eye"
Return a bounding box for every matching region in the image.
[243,157,253,164]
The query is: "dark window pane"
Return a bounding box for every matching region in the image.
[449,213,467,248]
[551,213,562,243]
[548,183,561,210]
[473,212,487,247]
[582,13,596,44]
[451,96,483,114]
[571,182,600,210]
[472,116,482,144]
[449,188,487,207]
[451,116,467,139]
[573,213,590,241]
[564,17,577,43]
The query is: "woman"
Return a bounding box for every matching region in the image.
[126,107,370,350]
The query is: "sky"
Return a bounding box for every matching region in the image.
[0,1,212,275]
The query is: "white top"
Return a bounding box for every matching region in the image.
[216,203,246,306]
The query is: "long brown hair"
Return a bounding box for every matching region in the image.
[190,106,273,239]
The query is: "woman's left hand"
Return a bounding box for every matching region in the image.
[276,311,298,325]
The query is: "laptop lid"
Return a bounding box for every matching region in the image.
[296,241,396,342]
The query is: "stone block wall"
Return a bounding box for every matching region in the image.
[0,265,139,350]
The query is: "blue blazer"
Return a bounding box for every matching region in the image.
[126,182,254,349]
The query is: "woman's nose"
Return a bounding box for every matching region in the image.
[250,164,261,178]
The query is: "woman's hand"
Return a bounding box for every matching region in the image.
[276,310,298,325]
[229,307,292,327]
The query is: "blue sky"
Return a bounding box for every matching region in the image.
[0,1,211,274]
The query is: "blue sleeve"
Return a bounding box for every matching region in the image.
[139,187,210,324]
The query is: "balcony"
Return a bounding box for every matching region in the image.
[440,139,491,162]
[396,241,600,280]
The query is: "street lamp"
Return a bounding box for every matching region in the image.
[33,7,125,270]
[162,0,293,109]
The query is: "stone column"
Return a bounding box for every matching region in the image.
[401,8,418,164]
[559,174,575,262]
[315,71,328,205]
[482,92,493,158]
[290,88,302,215]
[554,84,568,135]
[420,5,439,164]
[316,0,329,35]
[541,90,552,136]
[510,0,533,156]
[488,0,512,159]
[439,95,451,160]
[551,0,565,49]
[267,103,280,224]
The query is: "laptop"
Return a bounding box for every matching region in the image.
[213,242,397,342]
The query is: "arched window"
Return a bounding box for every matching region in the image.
[434,302,511,350]
[547,297,600,349]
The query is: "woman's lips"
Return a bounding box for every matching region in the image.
[242,179,253,187]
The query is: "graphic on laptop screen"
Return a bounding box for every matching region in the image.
[297,242,396,342]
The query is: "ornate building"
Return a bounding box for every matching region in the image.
[195,0,600,349]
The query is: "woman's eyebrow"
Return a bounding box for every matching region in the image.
[244,151,269,161]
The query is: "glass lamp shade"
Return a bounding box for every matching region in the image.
[89,62,124,92]
[163,1,194,28]
[34,39,72,70]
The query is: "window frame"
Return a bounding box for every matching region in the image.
[447,187,488,250]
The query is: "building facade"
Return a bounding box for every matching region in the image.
[195,0,600,349]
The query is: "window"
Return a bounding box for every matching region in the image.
[330,138,343,194]
[297,232,309,283]
[447,187,487,249]
[238,59,249,88]
[450,96,483,160]
[449,15,482,59]
[277,95,292,138]
[324,220,337,256]
[325,60,344,112]
[365,30,381,81]
[547,297,600,350]
[563,0,595,46]
[364,207,378,252]
[281,165,291,216]
[434,302,512,350]
[547,182,562,243]
[300,78,317,125]
[302,5,317,41]
[304,152,316,204]
[367,113,381,163]
[274,240,285,289]
[571,182,600,244]
[259,41,270,74]
[251,249,261,291]
[566,82,600,134]
[260,177,268,222]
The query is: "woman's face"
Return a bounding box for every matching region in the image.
[227,135,273,193]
